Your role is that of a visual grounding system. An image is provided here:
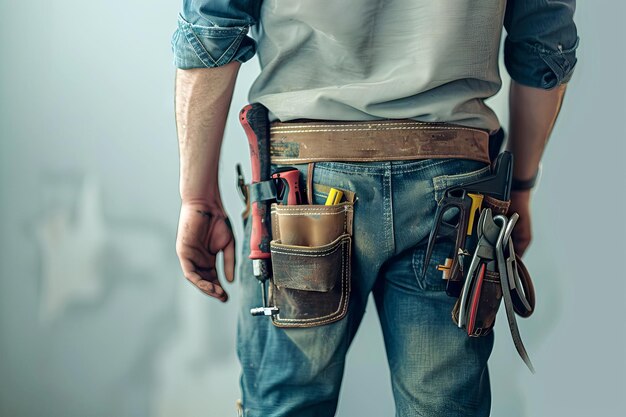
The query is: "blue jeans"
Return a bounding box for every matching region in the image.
[237,158,494,417]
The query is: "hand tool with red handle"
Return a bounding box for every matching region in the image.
[271,167,306,205]
[240,103,279,317]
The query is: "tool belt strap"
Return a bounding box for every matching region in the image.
[249,180,277,203]
[269,119,491,164]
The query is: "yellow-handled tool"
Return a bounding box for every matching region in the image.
[325,188,344,205]
[466,193,484,236]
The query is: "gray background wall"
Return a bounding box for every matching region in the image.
[0,1,624,416]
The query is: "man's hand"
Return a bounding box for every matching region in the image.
[175,201,236,302]
[508,190,532,257]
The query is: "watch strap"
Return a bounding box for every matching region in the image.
[511,166,541,191]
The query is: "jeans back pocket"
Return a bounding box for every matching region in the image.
[269,202,353,327]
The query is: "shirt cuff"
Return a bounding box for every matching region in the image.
[171,14,257,69]
[504,36,579,89]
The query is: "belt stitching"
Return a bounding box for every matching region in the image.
[270,121,486,129]
[270,126,486,135]
[271,155,490,163]
[270,121,481,129]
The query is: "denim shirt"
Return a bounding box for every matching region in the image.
[171,1,578,128]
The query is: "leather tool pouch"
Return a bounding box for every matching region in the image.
[451,196,536,336]
[268,194,354,328]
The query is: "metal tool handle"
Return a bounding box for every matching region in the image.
[457,208,491,327]
[494,214,535,373]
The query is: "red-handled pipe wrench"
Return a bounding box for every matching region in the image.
[240,103,279,317]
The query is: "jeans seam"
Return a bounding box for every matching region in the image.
[314,163,388,175]
[314,158,467,176]
[383,164,395,255]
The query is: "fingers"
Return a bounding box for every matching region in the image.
[512,220,532,257]
[194,275,229,302]
[180,257,228,302]
[176,208,237,300]
[204,215,237,283]
[223,238,236,283]
[514,236,530,257]
[508,190,532,258]
[223,217,236,283]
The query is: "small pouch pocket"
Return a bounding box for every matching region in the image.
[452,268,503,336]
[269,200,354,328]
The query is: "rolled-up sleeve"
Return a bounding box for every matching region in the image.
[171,0,262,69]
[504,0,579,89]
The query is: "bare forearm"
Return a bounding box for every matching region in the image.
[174,62,241,207]
[506,80,568,181]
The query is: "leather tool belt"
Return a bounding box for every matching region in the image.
[254,118,494,329]
[242,109,534,372]
[269,119,491,164]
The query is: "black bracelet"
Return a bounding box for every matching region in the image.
[511,166,541,191]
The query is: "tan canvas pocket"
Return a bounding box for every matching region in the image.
[269,201,354,327]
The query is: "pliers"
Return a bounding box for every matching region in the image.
[457,208,502,329]
[422,152,514,296]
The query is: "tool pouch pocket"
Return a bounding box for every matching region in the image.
[452,268,503,336]
[452,195,512,336]
[269,201,354,328]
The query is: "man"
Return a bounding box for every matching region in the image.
[172,1,578,416]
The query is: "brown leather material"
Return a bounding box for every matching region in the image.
[269,200,354,327]
[271,202,353,246]
[306,162,315,204]
[271,237,347,292]
[269,235,351,327]
[269,119,491,164]
[483,195,510,214]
